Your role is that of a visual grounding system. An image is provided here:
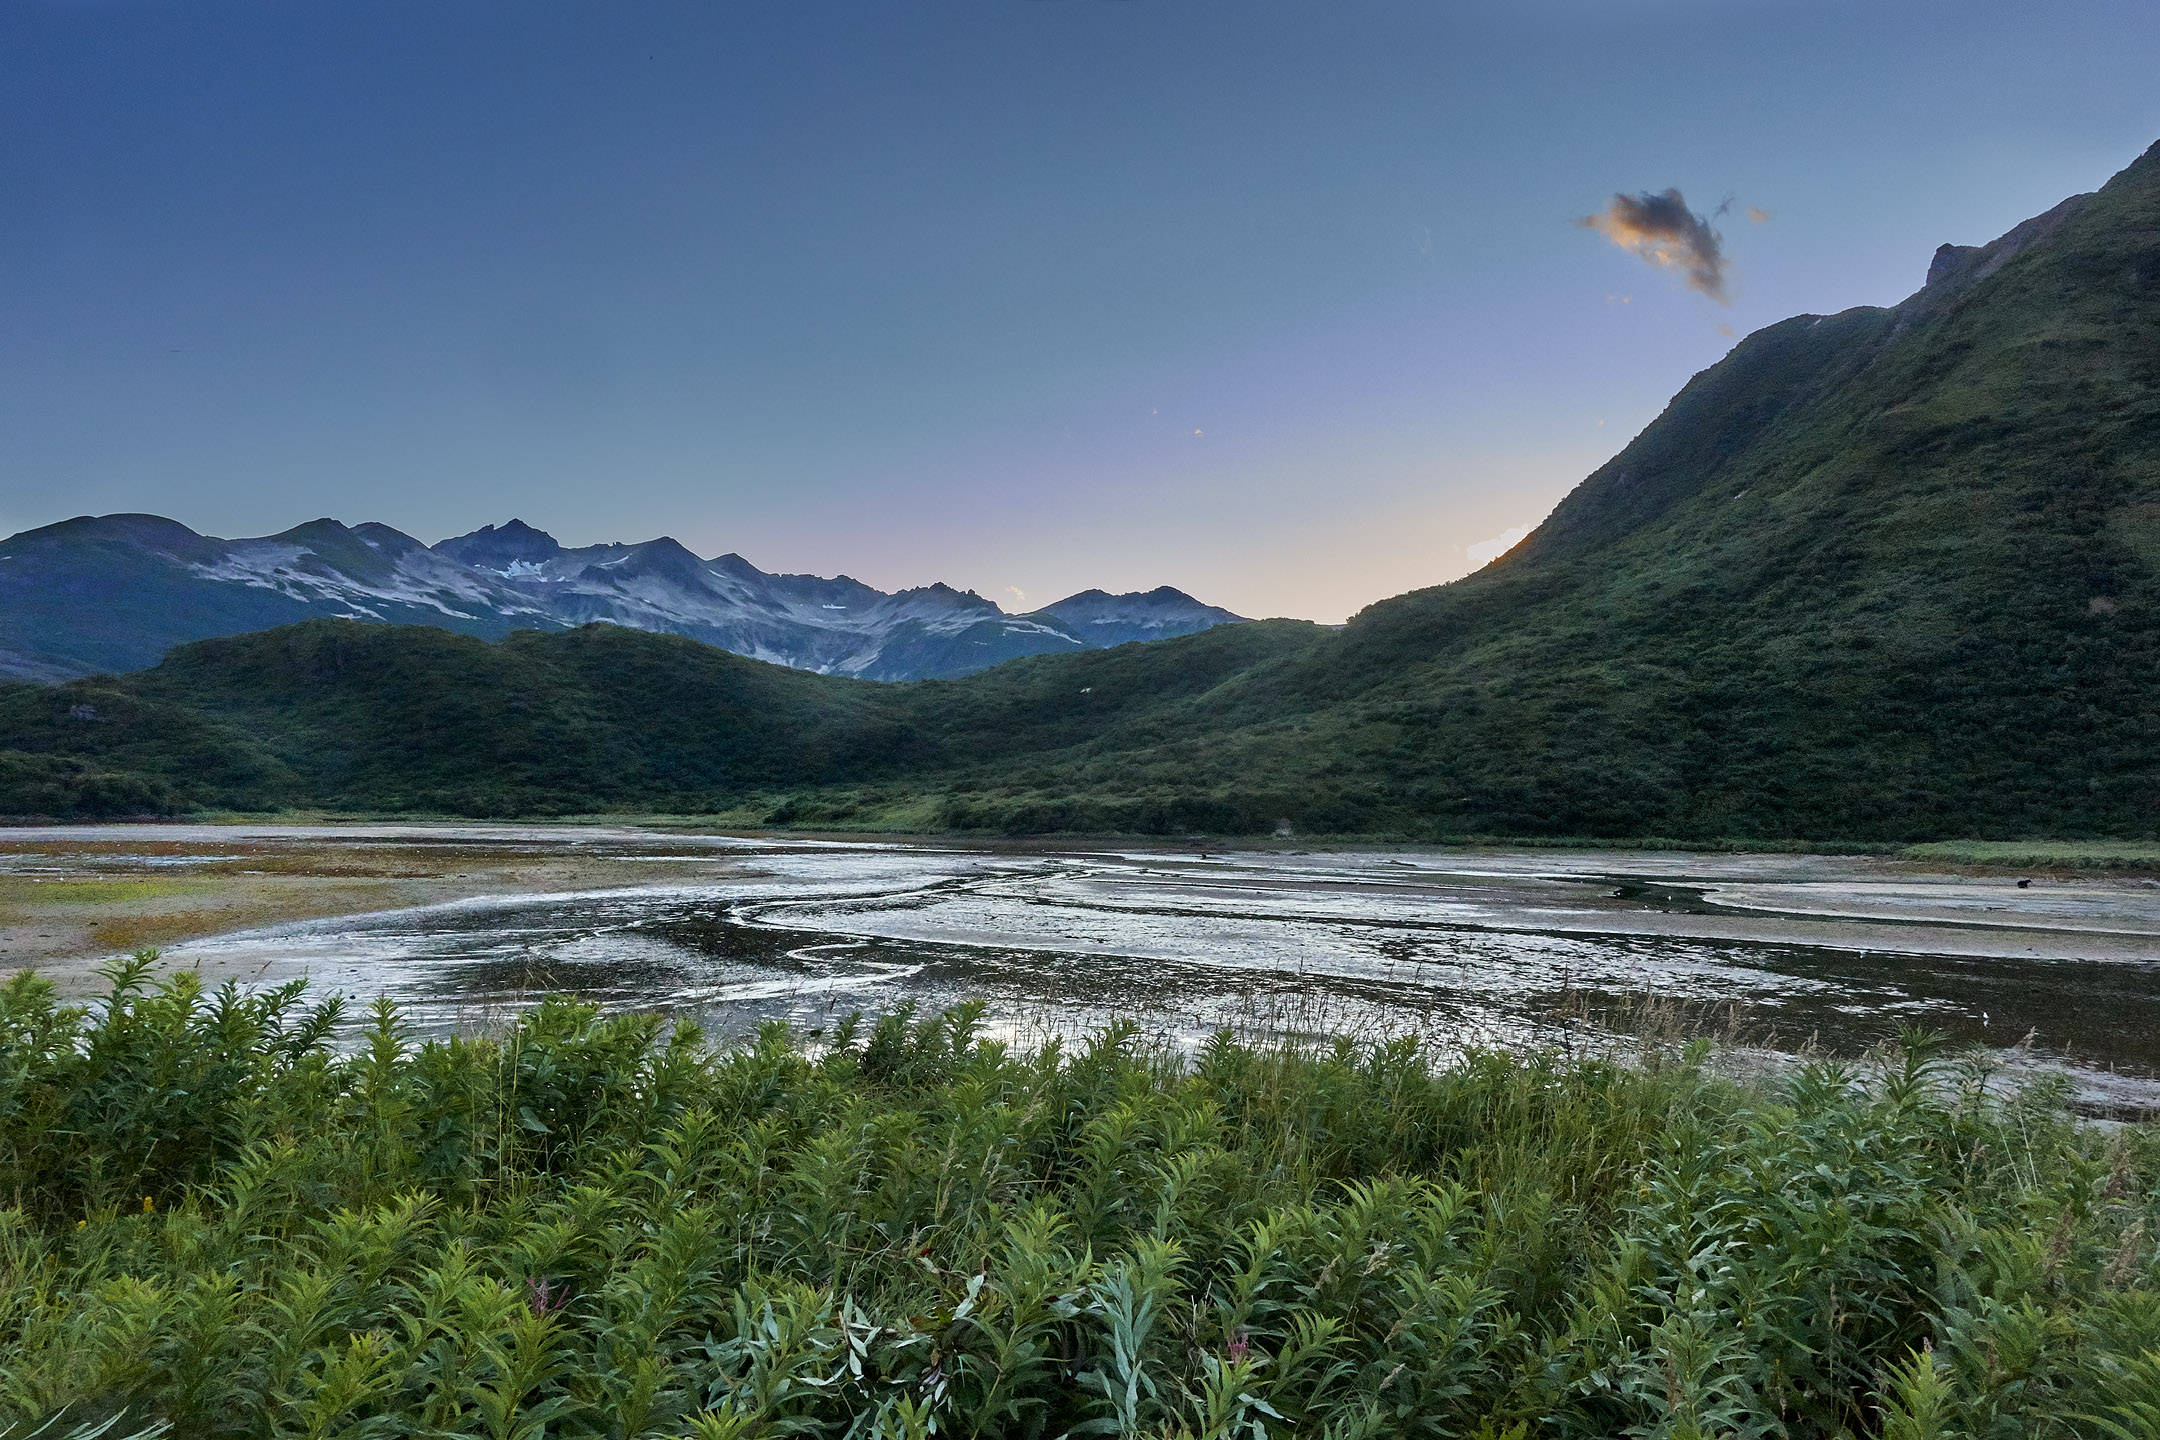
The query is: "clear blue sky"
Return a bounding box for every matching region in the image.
[4,0,2156,621]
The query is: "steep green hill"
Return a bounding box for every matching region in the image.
[926,138,2160,840]
[3,141,2157,839]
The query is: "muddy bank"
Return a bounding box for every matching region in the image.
[9,824,2160,1114]
[0,824,760,982]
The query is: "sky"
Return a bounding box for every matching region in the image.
[3,1,2157,623]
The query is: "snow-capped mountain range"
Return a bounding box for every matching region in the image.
[0,514,1245,683]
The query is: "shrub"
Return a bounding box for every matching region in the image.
[1,959,2156,1437]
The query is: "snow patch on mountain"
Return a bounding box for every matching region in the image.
[184,529,555,624]
[0,513,1247,683]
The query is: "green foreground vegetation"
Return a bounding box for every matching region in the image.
[5,959,2160,1438]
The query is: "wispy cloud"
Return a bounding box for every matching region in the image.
[1465,522,1533,569]
[1578,188,1730,303]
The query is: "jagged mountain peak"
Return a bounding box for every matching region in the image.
[892,581,997,607]
[1030,586,1244,646]
[708,552,761,579]
[434,519,566,573]
[0,512,1245,683]
[1040,584,1215,613]
[272,516,349,537]
[1919,194,2092,301]
[349,522,439,559]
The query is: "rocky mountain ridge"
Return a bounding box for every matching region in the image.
[0,513,1242,683]
[11,139,2157,837]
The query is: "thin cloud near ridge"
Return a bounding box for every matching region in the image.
[1465,522,1534,569]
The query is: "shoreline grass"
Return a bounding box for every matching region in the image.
[1899,840,2160,871]
[29,810,2160,877]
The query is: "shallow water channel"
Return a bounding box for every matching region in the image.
[11,826,2160,1113]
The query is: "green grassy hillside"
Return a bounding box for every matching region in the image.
[2,142,2157,839]
[0,616,1327,820]
[911,138,2160,840]
[0,621,925,818]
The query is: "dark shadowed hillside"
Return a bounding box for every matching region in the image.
[0,617,1324,820]
[4,141,2158,838]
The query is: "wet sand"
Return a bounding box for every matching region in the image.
[7,825,2159,1113]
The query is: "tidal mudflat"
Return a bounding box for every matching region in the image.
[7,824,2160,1112]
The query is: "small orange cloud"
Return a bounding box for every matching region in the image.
[1579,187,1730,303]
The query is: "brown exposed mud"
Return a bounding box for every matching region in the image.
[0,826,740,981]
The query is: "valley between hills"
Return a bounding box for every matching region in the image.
[4,140,2159,844]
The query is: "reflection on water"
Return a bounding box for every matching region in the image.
[111,830,2160,1114]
